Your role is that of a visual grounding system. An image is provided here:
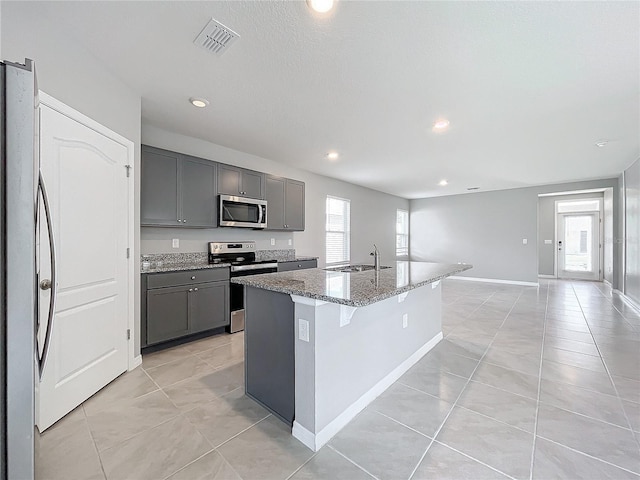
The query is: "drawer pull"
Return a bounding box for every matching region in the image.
[191,276,196,280]
[194,288,198,291]
[188,288,193,292]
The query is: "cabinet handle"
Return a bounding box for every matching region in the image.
[183,219,187,223]
[191,276,196,280]
[298,264,302,268]
[194,288,198,291]
[177,219,182,223]
[189,288,193,292]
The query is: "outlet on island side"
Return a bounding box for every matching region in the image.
[299,319,310,342]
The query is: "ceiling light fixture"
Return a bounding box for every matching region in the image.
[433,119,450,131]
[439,179,448,186]
[189,97,210,108]
[307,0,335,13]
[326,152,339,161]
[595,141,608,147]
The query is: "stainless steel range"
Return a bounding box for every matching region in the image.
[208,241,278,332]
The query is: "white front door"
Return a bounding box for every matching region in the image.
[36,99,132,431]
[557,212,601,281]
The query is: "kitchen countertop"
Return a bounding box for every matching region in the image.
[231,261,472,307]
[142,262,231,274]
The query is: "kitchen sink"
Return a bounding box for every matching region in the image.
[324,264,392,273]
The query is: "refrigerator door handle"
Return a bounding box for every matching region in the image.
[37,172,56,378]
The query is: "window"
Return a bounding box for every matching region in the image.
[326,196,350,264]
[396,209,409,257]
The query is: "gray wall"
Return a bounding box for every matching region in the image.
[141,125,409,267]
[2,3,143,356]
[625,159,640,304]
[537,192,605,277]
[410,178,620,285]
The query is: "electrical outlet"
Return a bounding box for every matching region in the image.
[172,238,179,248]
[270,238,276,246]
[288,239,292,246]
[522,238,528,245]
[299,319,309,342]
[402,313,408,328]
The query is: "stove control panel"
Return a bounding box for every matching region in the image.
[208,241,255,254]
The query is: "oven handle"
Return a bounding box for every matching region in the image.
[230,262,278,273]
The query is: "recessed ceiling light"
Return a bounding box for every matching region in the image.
[439,179,448,186]
[189,97,210,108]
[326,152,339,161]
[595,141,608,147]
[307,0,335,13]
[433,119,450,131]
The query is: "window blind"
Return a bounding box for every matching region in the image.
[326,196,350,264]
[396,209,409,257]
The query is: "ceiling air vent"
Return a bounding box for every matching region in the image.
[194,18,240,56]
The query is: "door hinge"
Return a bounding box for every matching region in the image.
[127,329,131,340]
[125,164,132,177]
[126,247,130,258]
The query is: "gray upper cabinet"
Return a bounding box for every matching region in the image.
[180,155,216,227]
[141,147,180,226]
[141,145,216,228]
[218,164,265,199]
[265,175,305,231]
[285,179,305,231]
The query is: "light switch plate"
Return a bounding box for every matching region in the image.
[172,238,179,248]
[288,239,292,246]
[544,239,552,245]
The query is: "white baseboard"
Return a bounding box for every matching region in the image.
[538,274,556,279]
[129,354,142,371]
[613,290,640,314]
[292,332,444,452]
[449,276,539,287]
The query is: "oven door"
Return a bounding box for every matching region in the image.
[219,195,267,228]
[229,263,277,332]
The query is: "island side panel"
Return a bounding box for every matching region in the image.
[244,286,295,424]
[313,283,442,433]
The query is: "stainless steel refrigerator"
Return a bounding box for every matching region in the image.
[1,58,38,480]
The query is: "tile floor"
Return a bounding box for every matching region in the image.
[36,279,640,480]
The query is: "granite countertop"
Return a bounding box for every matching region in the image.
[140,251,318,274]
[231,261,472,307]
[142,262,231,274]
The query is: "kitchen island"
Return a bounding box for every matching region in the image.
[232,261,472,451]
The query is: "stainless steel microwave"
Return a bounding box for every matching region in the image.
[219,195,268,229]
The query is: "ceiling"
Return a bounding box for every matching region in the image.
[12,1,640,199]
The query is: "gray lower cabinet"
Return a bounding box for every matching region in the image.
[218,164,265,199]
[245,286,295,424]
[142,268,230,347]
[277,259,317,272]
[141,145,217,227]
[265,175,305,231]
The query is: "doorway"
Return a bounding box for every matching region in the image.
[556,199,603,281]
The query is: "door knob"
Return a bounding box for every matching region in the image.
[40,279,52,290]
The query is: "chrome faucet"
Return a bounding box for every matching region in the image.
[370,244,381,271]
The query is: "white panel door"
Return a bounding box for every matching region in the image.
[557,213,601,281]
[36,102,130,431]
